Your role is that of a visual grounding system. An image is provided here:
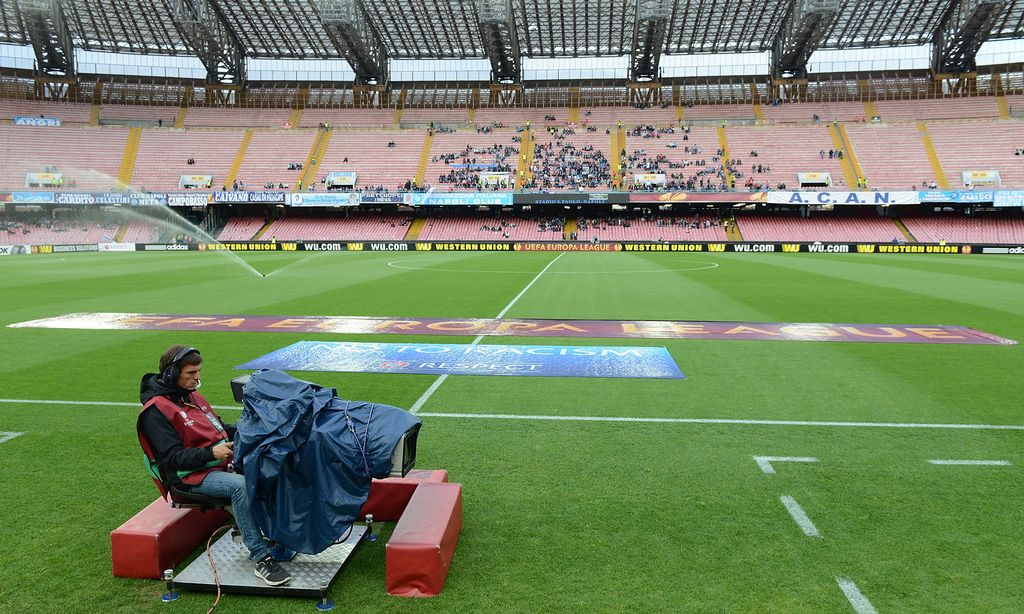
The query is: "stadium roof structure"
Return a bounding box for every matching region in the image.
[1,0,1022,86]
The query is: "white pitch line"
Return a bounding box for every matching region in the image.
[927,459,1012,466]
[408,251,566,415]
[836,577,879,614]
[2,399,1024,431]
[0,431,25,444]
[779,495,821,538]
[754,455,819,474]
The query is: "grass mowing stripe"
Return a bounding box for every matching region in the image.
[409,251,566,414]
[779,495,822,537]
[836,577,879,614]
[926,459,1012,466]
[7,398,1024,430]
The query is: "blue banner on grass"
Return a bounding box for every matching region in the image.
[237,341,684,379]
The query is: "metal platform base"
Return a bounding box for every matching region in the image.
[172,525,367,599]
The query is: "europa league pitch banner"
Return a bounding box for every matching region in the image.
[236,341,685,379]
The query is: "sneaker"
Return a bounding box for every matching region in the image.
[254,556,292,586]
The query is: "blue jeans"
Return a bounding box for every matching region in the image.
[191,470,272,562]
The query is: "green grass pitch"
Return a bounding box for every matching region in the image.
[0,249,1022,613]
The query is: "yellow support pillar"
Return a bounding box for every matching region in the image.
[716,126,733,190]
[225,129,254,187]
[414,130,434,188]
[117,127,142,188]
[917,122,949,189]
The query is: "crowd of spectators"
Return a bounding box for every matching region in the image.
[433,143,517,190]
[528,128,612,190]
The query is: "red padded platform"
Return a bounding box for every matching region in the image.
[111,498,230,579]
[386,482,462,597]
[360,469,449,522]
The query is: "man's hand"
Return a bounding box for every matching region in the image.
[212,441,233,461]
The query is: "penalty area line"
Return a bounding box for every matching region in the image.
[779,495,821,538]
[1,399,1024,431]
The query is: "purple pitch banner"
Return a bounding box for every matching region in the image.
[8,313,1017,345]
[236,341,685,379]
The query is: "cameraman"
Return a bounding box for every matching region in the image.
[138,344,291,586]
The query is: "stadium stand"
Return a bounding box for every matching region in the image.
[99,104,179,125]
[724,125,849,190]
[0,124,127,191]
[300,108,394,129]
[424,131,518,191]
[120,220,161,243]
[874,97,1001,121]
[415,215,566,241]
[574,214,728,242]
[132,129,244,191]
[682,103,758,121]
[901,214,1024,244]
[531,127,614,191]
[402,108,468,125]
[316,130,426,190]
[184,107,292,128]
[233,131,317,190]
[760,101,865,123]
[260,214,411,241]
[473,107,569,126]
[737,213,904,242]
[624,125,726,191]
[580,105,676,126]
[843,124,931,189]
[216,216,267,241]
[0,98,94,123]
[926,121,1024,188]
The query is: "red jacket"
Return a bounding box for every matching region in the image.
[139,391,230,486]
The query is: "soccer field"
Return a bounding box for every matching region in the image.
[1,249,1022,613]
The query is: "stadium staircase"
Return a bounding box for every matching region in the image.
[612,127,626,188]
[517,128,536,188]
[225,129,254,187]
[827,123,858,187]
[404,217,427,240]
[916,122,950,189]
[716,126,733,189]
[862,100,879,120]
[175,87,191,128]
[251,219,275,240]
[568,87,581,123]
[90,83,102,125]
[893,218,917,242]
[297,128,332,190]
[751,85,765,123]
[415,131,434,188]
[564,218,578,240]
[837,124,866,187]
[114,223,129,242]
[468,88,480,124]
[288,108,304,128]
[725,217,743,241]
[393,89,407,129]
[117,127,142,188]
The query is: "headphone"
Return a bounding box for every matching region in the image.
[161,346,200,386]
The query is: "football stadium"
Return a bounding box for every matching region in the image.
[1,0,1023,612]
